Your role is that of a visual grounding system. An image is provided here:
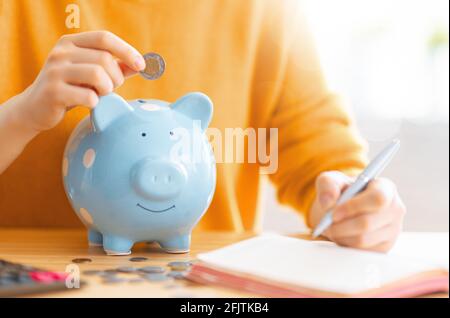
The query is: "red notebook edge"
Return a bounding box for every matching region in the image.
[186,263,449,298]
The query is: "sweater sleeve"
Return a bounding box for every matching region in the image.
[267,8,368,226]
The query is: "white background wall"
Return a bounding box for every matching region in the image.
[261,0,449,233]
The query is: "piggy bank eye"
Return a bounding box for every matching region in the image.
[141,132,147,137]
[169,131,174,136]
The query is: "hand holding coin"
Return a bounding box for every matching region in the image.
[14,30,146,133]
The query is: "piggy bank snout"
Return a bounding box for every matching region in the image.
[132,160,187,201]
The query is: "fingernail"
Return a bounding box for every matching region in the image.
[319,193,334,209]
[134,55,145,71]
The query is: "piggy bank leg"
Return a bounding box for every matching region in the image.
[87,228,103,247]
[103,235,134,256]
[159,234,191,253]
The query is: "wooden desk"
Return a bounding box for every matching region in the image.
[0,228,257,297]
[0,229,447,298]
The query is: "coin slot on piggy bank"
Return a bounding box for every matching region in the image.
[62,92,216,255]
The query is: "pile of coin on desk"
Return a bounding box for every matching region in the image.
[72,257,192,285]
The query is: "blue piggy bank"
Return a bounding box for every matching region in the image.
[62,92,216,255]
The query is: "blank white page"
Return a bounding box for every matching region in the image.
[197,234,444,294]
[390,232,449,269]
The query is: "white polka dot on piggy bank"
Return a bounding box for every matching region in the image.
[79,208,94,226]
[62,157,69,177]
[62,93,216,256]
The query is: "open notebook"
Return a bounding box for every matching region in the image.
[187,234,449,297]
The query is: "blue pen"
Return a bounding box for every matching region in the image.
[312,139,401,238]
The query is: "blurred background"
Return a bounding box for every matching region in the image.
[262,0,449,232]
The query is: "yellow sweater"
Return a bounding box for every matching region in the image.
[0,0,367,230]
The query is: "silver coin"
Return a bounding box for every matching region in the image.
[139,52,165,80]
[166,271,186,280]
[82,269,102,276]
[71,258,92,264]
[102,276,127,284]
[115,266,137,273]
[167,261,192,271]
[129,256,149,262]
[143,273,169,282]
[138,266,165,274]
[97,269,117,277]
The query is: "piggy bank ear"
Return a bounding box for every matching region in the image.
[171,92,213,131]
[91,93,134,132]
